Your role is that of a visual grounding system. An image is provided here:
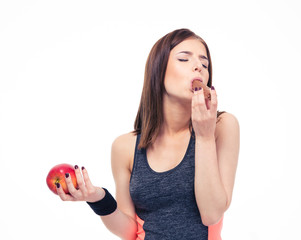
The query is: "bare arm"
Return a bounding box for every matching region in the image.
[56,133,137,240]
[103,133,138,239]
[192,88,240,226]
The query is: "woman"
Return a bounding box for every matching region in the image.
[56,28,240,240]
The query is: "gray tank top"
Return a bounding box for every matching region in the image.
[129,132,208,240]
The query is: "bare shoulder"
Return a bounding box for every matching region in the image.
[111,132,137,171]
[215,112,240,165]
[216,112,240,139]
[111,132,137,156]
[217,112,239,125]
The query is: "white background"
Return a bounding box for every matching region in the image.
[0,0,300,239]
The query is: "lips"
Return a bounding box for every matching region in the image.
[191,78,211,100]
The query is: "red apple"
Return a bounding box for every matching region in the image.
[46,163,78,195]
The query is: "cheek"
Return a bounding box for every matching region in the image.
[164,75,176,93]
[165,62,187,84]
[165,63,178,80]
[164,62,180,88]
[202,71,210,86]
[164,70,187,93]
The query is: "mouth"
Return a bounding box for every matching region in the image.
[191,78,211,100]
[191,78,203,92]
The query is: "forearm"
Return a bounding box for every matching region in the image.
[194,137,227,226]
[101,208,137,240]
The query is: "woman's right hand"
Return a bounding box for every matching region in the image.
[56,165,105,203]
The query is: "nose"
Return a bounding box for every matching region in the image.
[193,63,202,72]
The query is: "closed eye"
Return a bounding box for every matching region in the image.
[178,59,188,62]
[202,64,208,69]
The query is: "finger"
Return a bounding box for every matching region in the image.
[74,165,85,190]
[65,172,81,198]
[203,86,211,102]
[210,86,218,114]
[205,98,211,110]
[192,88,207,112]
[56,183,76,201]
[81,167,94,190]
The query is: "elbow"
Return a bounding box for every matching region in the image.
[200,205,227,226]
[199,197,230,226]
[201,214,223,226]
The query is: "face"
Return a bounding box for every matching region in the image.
[164,38,209,101]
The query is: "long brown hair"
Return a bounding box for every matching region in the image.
[133,28,223,149]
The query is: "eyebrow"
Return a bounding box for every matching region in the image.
[177,51,209,61]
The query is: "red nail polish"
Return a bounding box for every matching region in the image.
[56,182,60,188]
[81,166,85,170]
[65,173,69,178]
[211,86,215,90]
[74,165,78,169]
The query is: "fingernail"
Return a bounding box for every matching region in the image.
[81,166,85,170]
[65,173,69,178]
[74,165,78,169]
[56,182,60,188]
[211,86,215,90]
[199,87,202,90]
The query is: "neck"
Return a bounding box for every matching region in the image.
[159,95,191,137]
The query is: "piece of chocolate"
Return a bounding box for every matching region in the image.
[192,80,211,100]
[192,80,202,91]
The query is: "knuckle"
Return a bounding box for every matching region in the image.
[83,176,89,184]
[60,195,67,201]
[77,179,84,187]
[194,102,204,108]
[68,188,78,196]
[65,176,71,183]
[192,116,202,123]
[81,189,88,196]
[82,171,88,178]
[57,189,64,197]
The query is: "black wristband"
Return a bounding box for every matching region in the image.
[86,188,117,216]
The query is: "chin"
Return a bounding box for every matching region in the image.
[165,90,192,103]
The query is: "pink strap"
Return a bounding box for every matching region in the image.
[208,215,223,240]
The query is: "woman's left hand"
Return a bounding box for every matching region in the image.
[191,86,218,139]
